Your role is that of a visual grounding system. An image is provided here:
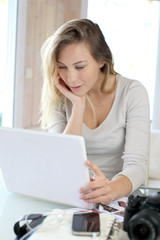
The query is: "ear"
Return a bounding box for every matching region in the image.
[99,61,105,68]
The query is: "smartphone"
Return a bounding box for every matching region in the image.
[72,212,100,236]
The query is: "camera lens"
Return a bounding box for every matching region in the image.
[132,222,154,239]
[128,218,156,240]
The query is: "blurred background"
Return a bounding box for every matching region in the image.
[0,0,159,129]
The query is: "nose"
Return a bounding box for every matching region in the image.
[66,70,77,84]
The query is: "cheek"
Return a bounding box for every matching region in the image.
[84,68,99,83]
[81,68,93,80]
[58,71,66,81]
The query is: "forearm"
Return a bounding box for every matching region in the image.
[110,174,132,201]
[63,103,85,136]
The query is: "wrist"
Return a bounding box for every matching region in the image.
[72,98,86,113]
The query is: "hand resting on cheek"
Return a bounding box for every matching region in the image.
[54,75,86,107]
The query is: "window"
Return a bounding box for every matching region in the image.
[88,0,160,125]
[0,0,8,126]
[0,0,17,127]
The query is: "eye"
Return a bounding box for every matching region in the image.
[75,66,85,70]
[58,66,67,69]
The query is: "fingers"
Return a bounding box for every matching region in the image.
[80,162,112,204]
[80,177,108,193]
[82,195,112,204]
[54,74,79,102]
[80,185,109,199]
[54,75,66,92]
[54,74,61,86]
[85,160,103,178]
[80,183,112,204]
[80,161,108,194]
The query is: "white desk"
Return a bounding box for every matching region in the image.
[0,171,140,240]
[0,172,70,240]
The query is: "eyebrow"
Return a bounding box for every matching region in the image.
[57,60,88,65]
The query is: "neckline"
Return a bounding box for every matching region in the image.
[83,74,120,131]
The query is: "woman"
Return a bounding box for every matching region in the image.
[40,19,150,205]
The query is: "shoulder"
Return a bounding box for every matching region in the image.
[116,73,149,100]
[116,74,150,116]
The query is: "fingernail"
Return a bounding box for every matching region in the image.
[79,189,83,194]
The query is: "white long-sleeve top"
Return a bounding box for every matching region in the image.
[50,74,150,192]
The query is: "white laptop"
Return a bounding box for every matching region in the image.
[0,127,93,209]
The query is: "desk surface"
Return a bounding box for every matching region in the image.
[0,172,69,240]
[1,171,160,240]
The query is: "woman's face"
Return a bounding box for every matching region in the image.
[57,43,104,96]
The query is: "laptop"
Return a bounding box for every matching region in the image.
[0,127,93,209]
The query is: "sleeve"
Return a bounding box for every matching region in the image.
[118,81,150,192]
[49,107,67,134]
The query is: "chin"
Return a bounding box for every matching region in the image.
[71,89,86,96]
[73,92,84,97]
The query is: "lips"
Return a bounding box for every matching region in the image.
[70,85,82,91]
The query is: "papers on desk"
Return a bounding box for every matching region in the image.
[28,209,118,240]
[27,197,128,240]
[100,196,128,222]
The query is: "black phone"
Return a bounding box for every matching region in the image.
[72,212,100,236]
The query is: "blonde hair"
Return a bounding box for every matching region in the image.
[40,19,116,129]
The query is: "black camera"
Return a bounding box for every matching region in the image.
[123,193,160,240]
